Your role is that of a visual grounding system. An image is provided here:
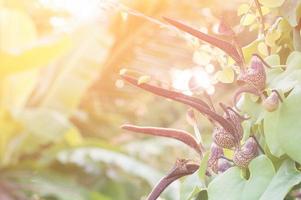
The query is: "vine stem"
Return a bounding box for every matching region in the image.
[254,0,266,36]
[254,0,271,55]
[146,159,199,200]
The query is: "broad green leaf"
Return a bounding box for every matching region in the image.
[237,94,263,123]
[260,159,301,200]
[57,147,180,200]
[57,147,162,185]
[264,108,285,157]
[18,108,72,142]
[208,155,275,200]
[258,0,285,8]
[276,86,301,163]
[268,51,301,92]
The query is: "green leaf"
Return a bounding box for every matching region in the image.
[18,108,72,142]
[237,4,250,16]
[240,14,256,26]
[265,54,280,66]
[263,108,285,157]
[186,186,201,200]
[258,0,285,8]
[242,40,260,63]
[208,155,275,200]
[268,51,301,92]
[260,159,301,200]
[198,151,210,182]
[276,86,301,163]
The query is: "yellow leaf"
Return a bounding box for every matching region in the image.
[64,127,83,146]
[215,67,234,83]
[249,23,259,31]
[237,4,250,16]
[120,10,128,21]
[138,75,151,85]
[240,14,256,26]
[265,30,281,47]
[260,6,271,16]
[0,35,72,78]
[242,40,260,63]
[277,18,291,32]
[223,148,234,159]
[119,68,128,75]
[257,42,269,56]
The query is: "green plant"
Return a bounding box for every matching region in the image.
[120,0,301,199]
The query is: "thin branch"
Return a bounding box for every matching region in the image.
[233,85,262,110]
[254,0,266,36]
[147,159,199,200]
[163,17,243,66]
[121,124,203,157]
[121,74,236,134]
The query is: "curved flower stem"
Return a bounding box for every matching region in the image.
[254,0,266,37]
[163,17,243,66]
[121,74,236,135]
[252,53,272,68]
[271,89,283,102]
[221,156,234,163]
[219,103,250,120]
[233,85,262,110]
[147,159,199,200]
[121,124,204,157]
[251,135,264,153]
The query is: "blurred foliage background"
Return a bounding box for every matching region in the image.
[0,0,250,199]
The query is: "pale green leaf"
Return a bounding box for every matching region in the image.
[260,160,301,200]
[208,155,275,200]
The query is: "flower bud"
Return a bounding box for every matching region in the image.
[237,55,266,91]
[233,137,258,168]
[223,108,243,141]
[212,127,236,149]
[208,143,224,173]
[263,91,279,112]
[217,158,232,173]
